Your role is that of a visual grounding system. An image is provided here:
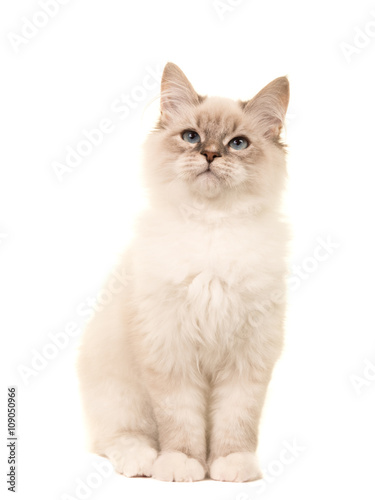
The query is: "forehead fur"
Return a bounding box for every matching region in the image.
[193,97,246,140]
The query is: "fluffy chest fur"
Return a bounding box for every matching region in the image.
[129,208,287,368]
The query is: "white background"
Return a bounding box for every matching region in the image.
[1,0,375,499]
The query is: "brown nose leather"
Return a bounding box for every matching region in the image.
[201,150,221,163]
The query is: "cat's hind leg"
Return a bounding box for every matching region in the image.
[77,303,158,477]
[78,356,158,477]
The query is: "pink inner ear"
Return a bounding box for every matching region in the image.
[160,63,200,117]
[265,119,285,140]
[242,76,289,139]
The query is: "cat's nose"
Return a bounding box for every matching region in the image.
[201,150,221,164]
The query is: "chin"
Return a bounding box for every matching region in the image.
[190,171,224,199]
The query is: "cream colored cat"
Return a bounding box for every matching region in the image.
[77,62,290,482]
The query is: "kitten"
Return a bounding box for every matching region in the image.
[77,62,290,482]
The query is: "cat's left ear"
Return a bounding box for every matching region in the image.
[160,63,200,121]
[243,77,289,140]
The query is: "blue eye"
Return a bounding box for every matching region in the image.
[228,137,249,150]
[182,130,201,144]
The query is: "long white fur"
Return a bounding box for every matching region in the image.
[77,63,290,482]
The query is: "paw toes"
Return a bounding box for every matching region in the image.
[152,452,205,482]
[210,452,261,482]
[106,439,157,478]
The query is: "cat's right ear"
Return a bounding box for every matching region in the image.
[160,63,200,121]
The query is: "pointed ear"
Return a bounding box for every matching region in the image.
[160,63,200,120]
[243,76,289,139]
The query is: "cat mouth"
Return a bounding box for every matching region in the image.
[197,167,218,178]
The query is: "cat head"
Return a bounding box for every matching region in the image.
[143,63,289,213]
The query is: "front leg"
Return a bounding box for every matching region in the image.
[208,370,270,482]
[146,370,208,482]
[208,297,285,482]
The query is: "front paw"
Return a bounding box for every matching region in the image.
[106,439,157,477]
[209,452,261,482]
[152,451,206,482]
